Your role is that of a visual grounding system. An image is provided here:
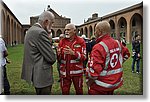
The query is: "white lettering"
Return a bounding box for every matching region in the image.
[110,48,119,53]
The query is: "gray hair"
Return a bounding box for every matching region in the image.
[38,11,54,23]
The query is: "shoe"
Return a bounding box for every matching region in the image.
[132,71,134,73]
[136,71,140,74]
[4,91,10,95]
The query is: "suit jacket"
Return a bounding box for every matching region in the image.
[21,23,56,88]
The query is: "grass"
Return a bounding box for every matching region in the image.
[5,44,143,95]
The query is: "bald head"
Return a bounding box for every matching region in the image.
[65,23,76,39]
[59,34,65,40]
[65,23,76,30]
[94,21,110,38]
[96,21,110,34]
[59,34,64,37]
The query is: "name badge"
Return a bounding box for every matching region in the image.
[74,44,81,48]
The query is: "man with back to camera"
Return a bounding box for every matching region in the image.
[21,11,56,95]
[57,23,86,95]
[86,21,130,95]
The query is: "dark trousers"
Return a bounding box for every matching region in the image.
[132,53,140,72]
[35,85,52,95]
[3,65,10,95]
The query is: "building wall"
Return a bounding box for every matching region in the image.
[77,2,143,43]
[30,8,70,38]
[1,1,70,45]
[1,1,22,46]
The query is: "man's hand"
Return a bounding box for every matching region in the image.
[57,47,63,55]
[6,58,11,64]
[63,46,75,55]
[3,50,8,57]
[138,53,140,58]
[86,78,95,87]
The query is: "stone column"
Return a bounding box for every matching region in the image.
[126,20,131,43]
[115,24,120,41]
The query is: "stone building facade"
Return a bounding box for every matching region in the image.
[30,5,70,38]
[77,2,143,43]
[1,1,22,45]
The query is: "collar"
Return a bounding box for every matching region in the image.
[96,34,110,43]
[35,23,42,28]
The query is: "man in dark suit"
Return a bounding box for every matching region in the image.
[21,11,56,95]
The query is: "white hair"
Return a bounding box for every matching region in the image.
[81,34,86,39]
[38,11,54,23]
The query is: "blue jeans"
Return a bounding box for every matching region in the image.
[132,53,140,72]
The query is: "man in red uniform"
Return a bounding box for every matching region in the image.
[58,23,86,95]
[86,21,130,95]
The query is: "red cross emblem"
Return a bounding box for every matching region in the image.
[110,53,118,68]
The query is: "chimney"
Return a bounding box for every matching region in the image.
[47,5,51,11]
[92,13,98,19]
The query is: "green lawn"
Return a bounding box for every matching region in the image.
[5,44,143,95]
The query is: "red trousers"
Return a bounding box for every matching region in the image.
[60,76,83,95]
[88,84,114,95]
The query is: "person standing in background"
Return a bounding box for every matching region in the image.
[131,35,141,73]
[0,37,10,95]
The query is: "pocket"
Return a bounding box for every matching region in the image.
[43,65,51,70]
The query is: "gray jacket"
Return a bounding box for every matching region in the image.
[21,23,56,88]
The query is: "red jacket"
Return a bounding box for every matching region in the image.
[58,35,86,77]
[122,45,130,62]
[86,34,130,91]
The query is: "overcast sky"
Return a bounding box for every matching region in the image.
[3,0,142,25]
